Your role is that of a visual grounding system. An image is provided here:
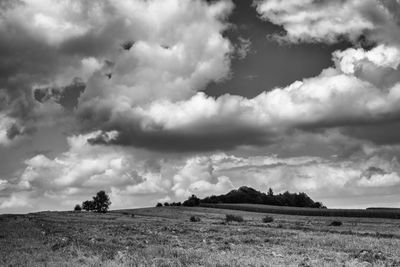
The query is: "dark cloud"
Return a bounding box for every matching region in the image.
[6,124,22,140]
[86,125,273,152]
[362,166,387,179]
[33,78,86,110]
[342,120,400,145]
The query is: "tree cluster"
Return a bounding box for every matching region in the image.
[201,186,326,208]
[76,190,111,213]
[156,201,182,207]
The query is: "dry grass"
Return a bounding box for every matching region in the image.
[1,206,400,266]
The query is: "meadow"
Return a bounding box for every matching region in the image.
[1,206,400,266]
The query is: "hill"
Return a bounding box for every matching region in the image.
[195,186,325,208]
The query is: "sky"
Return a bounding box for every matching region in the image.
[1,0,400,213]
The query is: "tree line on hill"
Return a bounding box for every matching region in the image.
[157,186,326,208]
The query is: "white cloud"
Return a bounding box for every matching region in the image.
[3,134,400,212]
[172,156,234,198]
[333,45,400,74]
[122,60,400,144]
[0,193,31,209]
[358,172,400,187]
[0,0,235,144]
[0,179,8,191]
[254,0,400,44]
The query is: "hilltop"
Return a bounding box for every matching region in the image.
[185,186,326,208]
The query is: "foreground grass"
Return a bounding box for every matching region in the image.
[1,206,400,266]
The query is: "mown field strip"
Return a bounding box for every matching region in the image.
[200,203,400,219]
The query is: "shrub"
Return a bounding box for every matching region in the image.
[225,214,244,222]
[74,204,82,211]
[156,202,163,207]
[190,216,201,222]
[329,220,342,226]
[262,215,274,223]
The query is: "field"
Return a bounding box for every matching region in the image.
[200,203,400,219]
[1,206,400,266]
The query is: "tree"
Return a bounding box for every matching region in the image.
[156,202,163,207]
[267,188,274,196]
[82,200,95,211]
[92,190,111,213]
[183,194,200,207]
[81,191,111,213]
[164,202,170,206]
[74,204,82,211]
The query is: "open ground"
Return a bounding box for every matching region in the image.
[1,206,400,266]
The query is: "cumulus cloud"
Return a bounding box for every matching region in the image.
[172,156,235,197]
[3,0,400,212]
[85,45,400,150]
[3,129,400,212]
[254,0,400,44]
[0,0,234,146]
[71,0,400,151]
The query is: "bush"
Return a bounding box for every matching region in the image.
[74,204,82,211]
[156,202,163,207]
[164,202,170,206]
[262,215,273,223]
[225,214,244,222]
[190,216,201,222]
[329,220,342,226]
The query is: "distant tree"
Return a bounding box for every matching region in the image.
[267,188,274,196]
[183,194,200,207]
[74,204,82,211]
[92,190,111,213]
[164,202,170,206]
[313,202,327,209]
[82,200,95,211]
[81,191,111,213]
[156,202,163,207]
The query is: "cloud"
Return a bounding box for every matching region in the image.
[254,0,400,45]
[2,130,400,212]
[236,37,252,59]
[358,172,400,187]
[33,78,86,110]
[2,0,400,212]
[82,43,400,150]
[172,156,235,197]
[0,0,234,146]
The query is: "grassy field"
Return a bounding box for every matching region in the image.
[1,206,400,266]
[200,203,400,219]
